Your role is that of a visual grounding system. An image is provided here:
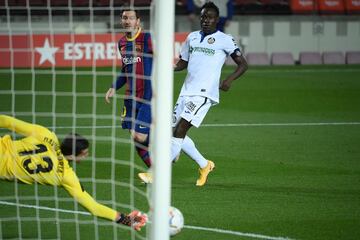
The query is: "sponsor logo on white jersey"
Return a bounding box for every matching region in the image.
[207,37,215,44]
[185,101,197,112]
[189,46,215,56]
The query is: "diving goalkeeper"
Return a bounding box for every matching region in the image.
[0,115,147,230]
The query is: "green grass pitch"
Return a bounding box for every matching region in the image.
[0,65,360,239]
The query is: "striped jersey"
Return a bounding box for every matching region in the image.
[116,29,153,101]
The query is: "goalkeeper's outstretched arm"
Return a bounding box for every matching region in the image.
[61,168,147,231]
[0,114,54,141]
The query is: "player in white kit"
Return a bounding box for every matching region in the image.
[172,1,248,186]
[139,1,248,186]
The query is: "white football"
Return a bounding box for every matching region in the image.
[169,206,184,236]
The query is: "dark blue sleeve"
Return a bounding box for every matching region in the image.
[187,0,195,13]
[227,0,234,20]
[144,32,153,54]
[112,75,126,90]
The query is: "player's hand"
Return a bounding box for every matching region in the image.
[219,80,231,91]
[128,210,148,231]
[116,211,148,231]
[105,88,115,104]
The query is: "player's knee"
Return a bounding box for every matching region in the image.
[173,119,191,138]
[173,128,185,138]
[133,132,148,143]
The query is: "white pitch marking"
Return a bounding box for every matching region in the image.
[219,68,360,74]
[185,225,294,240]
[0,200,91,216]
[201,122,360,127]
[1,67,360,75]
[49,122,360,130]
[0,200,295,239]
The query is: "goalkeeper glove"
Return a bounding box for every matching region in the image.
[116,210,148,231]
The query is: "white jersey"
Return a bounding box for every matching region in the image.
[179,30,240,103]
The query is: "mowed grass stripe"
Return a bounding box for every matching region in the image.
[1,65,359,239]
[0,200,295,240]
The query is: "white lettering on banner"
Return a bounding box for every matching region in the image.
[106,43,121,59]
[64,43,82,60]
[353,0,360,6]
[74,44,83,59]
[325,0,340,7]
[94,43,105,59]
[299,0,313,7]
[64,42,121,61]
[37,38,184,65]
[64,43,72,60]
[83,43,92,59]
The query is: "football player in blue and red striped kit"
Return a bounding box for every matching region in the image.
[105,9,152,175]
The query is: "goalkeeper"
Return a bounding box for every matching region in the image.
[0,115,147,231]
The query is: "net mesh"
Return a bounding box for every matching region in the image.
[0,1,154,239]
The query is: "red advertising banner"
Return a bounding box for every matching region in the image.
[318,0,345,13]
[0,33,189,68]
[290,0,316,13]
[345,0,360,13]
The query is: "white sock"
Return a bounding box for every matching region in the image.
[171,137,184,161]
[182,136,208,168]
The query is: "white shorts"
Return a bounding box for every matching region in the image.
[172,96,212,128]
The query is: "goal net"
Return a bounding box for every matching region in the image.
[0,0,173,239]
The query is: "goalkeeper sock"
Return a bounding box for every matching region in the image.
[171,137,183,161]
[182,135,207,168]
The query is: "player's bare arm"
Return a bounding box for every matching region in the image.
[105,88,115,103]
[174,59,188,71]
[220,51,248,91]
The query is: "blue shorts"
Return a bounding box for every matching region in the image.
[121,99,151,134]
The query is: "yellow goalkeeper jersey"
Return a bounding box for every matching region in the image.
[0,115,117,221]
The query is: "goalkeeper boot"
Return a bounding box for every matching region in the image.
[138,172,153,184]
[196,160,215,186]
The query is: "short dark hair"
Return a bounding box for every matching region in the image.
[60,133,89,156]
[122,8,140,19]
[201,1,219,17]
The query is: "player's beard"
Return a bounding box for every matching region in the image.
[126,27,139,37]
[201,23,216,34]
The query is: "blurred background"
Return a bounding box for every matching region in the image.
[1,2,360,240]
[1,0,359,66]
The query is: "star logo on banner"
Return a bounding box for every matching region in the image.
[35,38,59,65]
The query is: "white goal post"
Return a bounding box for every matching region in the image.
[0,0,175,239]
[151,0,175,239]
